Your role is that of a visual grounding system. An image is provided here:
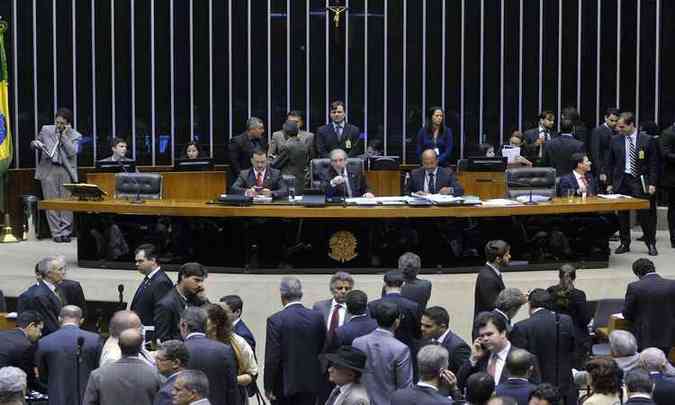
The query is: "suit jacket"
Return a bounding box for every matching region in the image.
[352,328,413,405]
[184,334,240,405]
[269,130,314,157]
[590,124,615,176]
[154,371,183,405]
[624,397,656,405]
[623,273,675,350]
[368,294,422,351]
[319,165,371,199]
[557,172,598,197]
[328,383,369,405]
[547,286,592,348]
[315,122,363,158]
[264,302,326,399]
[439,330,471,375]
[270,133,312,194]
[649,372,675,405]
[523,127,557,163]
[230,167,288,199]
[58,279,87,319]
[35,325,103,405]
[33,125,82,183]
[542,134,585,176]
[406,167,464,196]
[129,270,174,329]
[19,281,62,336]
[457,344,539,389]
[659,125,675,189]
[83,356,162,405]
[401,278,432,310]
[313,299,354,329]
[154,288,208,342]
[332,315,378,351]
[228,132,268,178]
[234,319,256,352]
[495,378,537,405]
[473,266,505,317]
[607,132,659,192]
[509,309,576,396]
[416,127,454,167]
[0,329,37,390]
[391,385,452,405]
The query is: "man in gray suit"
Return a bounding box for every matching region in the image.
[352,300,413,405]
[268,110,314,159]
[313,272,355,338]
[171,369,212,405]
[31,108,82,242]
[83,328,162,405]
[322,346,371,405]
[269,120,311,195]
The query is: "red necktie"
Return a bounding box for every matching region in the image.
[328,304,341,337]
[256,171,263,187]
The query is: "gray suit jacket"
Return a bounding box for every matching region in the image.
[230,167,289,199]
[313,298,353,328]
[334,383,370,405]
[352,329,413,405]
[33,125,82,183]
[83,356,162,405]
[269,129,314,158]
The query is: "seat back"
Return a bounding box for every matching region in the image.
[114,173,163,200]
[591,298,625,331]
[505,167,557,198]
[309,158,364,189]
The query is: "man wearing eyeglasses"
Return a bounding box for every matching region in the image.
[320,149,374,200]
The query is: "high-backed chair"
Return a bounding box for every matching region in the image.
[114,173,163,200]
[505,167,557,199]
[309,158,364,190]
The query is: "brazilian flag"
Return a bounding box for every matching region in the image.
[0,21,11,212]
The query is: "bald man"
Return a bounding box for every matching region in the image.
[406,149,464,196]
[100,310,154,368]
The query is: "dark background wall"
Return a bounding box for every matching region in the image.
[2,0,673,169]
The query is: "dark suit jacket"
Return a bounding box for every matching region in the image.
[318,165,371,199]
[590,124,615,176]
[184,334,240,405]
[58,279,87,319]
[230,167,288,199]
[650,372,675,405]
[659,125,675,189]
[0,329,37,390]
[623,273,675,351]
[547,286,592,349]
[154,371,182,405]
[474,266,505,317]
[391,385,453,405]
[495,378,537,405]
[624,397,656,405]
[264,302,326,399]
[607,132,659,192]
[315,123,362,158]
[333,315,378,349]
[406,167,465,196]
[234,319,256,352]
[228,132,268,178]
[416,127,454,167]
[542,134,585,176]
[509,309,576,398]
[19,281,62,336]
[35,325,103,405]
[154,288,208,342]
[368,293,422,351]
[129,270,174,329]
[457,344,540,389]
[557,172,598,197]
[524,127,557,162]
[401,277,433,310]
[439,330,471,375]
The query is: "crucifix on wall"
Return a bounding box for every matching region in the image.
[326,1,348,29]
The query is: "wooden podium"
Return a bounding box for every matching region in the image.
[87,171,227,200]
[456,170,506,200]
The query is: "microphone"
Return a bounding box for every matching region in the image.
[117,284,124,307]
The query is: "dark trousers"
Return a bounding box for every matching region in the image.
[666,188,675,244]
[616,175,656,246]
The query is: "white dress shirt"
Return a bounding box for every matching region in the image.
[326,299,347,330]
[424,168,439,194]
[573,170,588,193]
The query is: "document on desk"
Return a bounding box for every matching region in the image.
[345,197,379,205]
[482,198,522,206]
[374,196,414,205]
[412,194,464,204]
[597,194,633,199]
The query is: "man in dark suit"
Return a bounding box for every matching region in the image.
[220,294,256,350]
[155,262,209,342]
[35,306,102,405]
[264,276,326,405]
[474,240,509,317]
[129,244,174,343]
[523,111,557,164]
[180,307,239,405]
[607,111,659,256]
[171,370,212,405]
[228,117,268,179]
[315,100,363,158]
[639,348,675,405]
[313,272,354,343]
[398,252,432,310]
[0,311,43,391]
[406,149,465,196]
[83,329,162,405]
[495,349,538,405]
[420,306,470,374]
[19,262,87,319]
[659,122,675,247]
[510,289,577,405]
[318,148,374,199]
[391,344,455,405]
[231,149,288,199]
[18,257,67,336]
[542,119,585,177]
[154,340,190,405]
[333,290,377,350]
[624,369,657,405]
[558,153,598,197]
[622,258,675,353]
[590,108,619,184]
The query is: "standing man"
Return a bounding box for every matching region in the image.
[542,119,585,177]
[590,108,620,185]
[264,277,326,405]
[35,306,102,405]
[129,244,174,344]
[269,110,315,159]
[391,345,456,405]
[398,252,432,310]
[31,108,81,243]
[155,340,190,405]
[607,112,659,256]
[419,306,471,375]
[99,310,154,368]
[474,240,509,317]
[0,311,43,391]
[315,101,362,158]
[523,111,556,164]
[229,117,267,179]
[659,121,675,248]
[18,257,66,336]
[333,290,378,349]
[220,295,256,351]
[313,272,355,341]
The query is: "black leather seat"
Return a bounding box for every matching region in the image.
[115,173,163,200]
[505,167,557,199]
[309,158,364,189]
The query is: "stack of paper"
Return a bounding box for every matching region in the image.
[598,194,633,199]
[482,199,522,206]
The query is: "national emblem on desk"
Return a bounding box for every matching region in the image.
[328,230,358,263]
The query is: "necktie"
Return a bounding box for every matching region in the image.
[629,138,639,177]
[256,171,263,187]
[343,170,353,197]
[579,176,588,193]
[328,304,341,337]
[55,286,66,306]
[326,387,341,405]
[428,172,436,194]
[132,276,150,304]
[336,125,344,142]
[487,353,498,378]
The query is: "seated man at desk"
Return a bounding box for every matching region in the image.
[319,149,375,199]
[231,149,288,199]
[558,153,597,197]
[99,137,133,162]
[406,149,464,196]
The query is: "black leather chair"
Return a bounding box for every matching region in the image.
[114,173,163,200]
[505,167,557,199]
[309,158,364,189]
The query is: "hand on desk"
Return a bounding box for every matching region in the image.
[245,188,273,197]
[362,192,375,199]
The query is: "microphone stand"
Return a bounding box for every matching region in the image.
[119,161,145,204]
[508,180,541,205]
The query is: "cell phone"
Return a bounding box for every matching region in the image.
[480,342,488,351]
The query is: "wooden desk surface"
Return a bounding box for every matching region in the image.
[40,197,648,219]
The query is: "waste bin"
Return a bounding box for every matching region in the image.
[22,194,39,241]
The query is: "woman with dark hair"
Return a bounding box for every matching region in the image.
[416,107,454,166]
[183,142,202,159]
[205,303,258,404]
[581,357,622,405]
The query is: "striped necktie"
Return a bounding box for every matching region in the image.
[628,137,639,177]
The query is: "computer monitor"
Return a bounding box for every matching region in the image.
[466,156,507,172]
[174,158,214,171]
[95,159,137,173]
